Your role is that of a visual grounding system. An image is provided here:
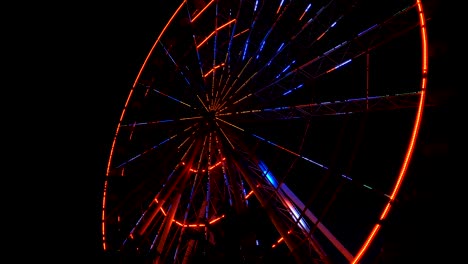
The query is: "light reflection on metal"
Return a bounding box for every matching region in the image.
[259,161,354,261]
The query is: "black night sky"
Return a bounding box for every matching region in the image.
[21,0,459,263]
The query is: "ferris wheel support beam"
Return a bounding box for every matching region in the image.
[154,192,182,264]
[228,150,313,264]
[278,182,354,262]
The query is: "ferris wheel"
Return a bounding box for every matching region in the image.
[101,0,429,263]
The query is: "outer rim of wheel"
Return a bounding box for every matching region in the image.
[351,1,428,262]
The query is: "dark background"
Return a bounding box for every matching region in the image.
[16,0,458,262]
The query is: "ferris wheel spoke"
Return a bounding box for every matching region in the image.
[216,115,395,200]
[215,92,422,122]
[243,3,421,106]
[111,124,198,170]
